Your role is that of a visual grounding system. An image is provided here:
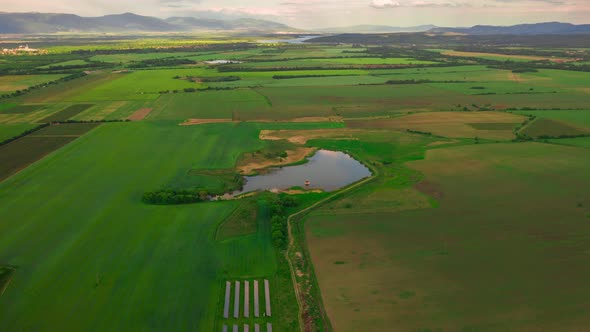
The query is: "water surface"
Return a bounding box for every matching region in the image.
[238,150,371,194]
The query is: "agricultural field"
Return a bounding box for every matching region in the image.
[0,123,38,142]
[305,142,590,331]
[1,36,590,332]
[0,74,67,93]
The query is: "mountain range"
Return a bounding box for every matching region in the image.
[430,22,590,35]
[0,12,293,33]
[0,12,589,35]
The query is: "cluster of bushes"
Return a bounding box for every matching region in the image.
[268,194,299,250]
[142,189,210,205]
[200,76,241,82]
[273,74,341,79]
[53,119,130,124]
[511,68,539,73]
[0,124,49,147]
[386,79,466,84]
[406,129,433,136]
[158,86,235,94]
[1,72,87,100]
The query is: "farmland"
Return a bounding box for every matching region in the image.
[0,34,590,332]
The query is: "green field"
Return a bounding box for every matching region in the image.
[0,122,299,331]
[0,74,67,93]
[2,39,590,332]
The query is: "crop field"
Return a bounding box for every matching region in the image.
[39,104,94,122]
[439,50,573,62]
[1,39,590,332]
[513,109,590,130]
[37,60,88,68]
[0,123,38,142]
[90,52,200,63]
[0,74,67,93]
[149,89,271,120]
[305,142,590,331]
[346,111,526,140]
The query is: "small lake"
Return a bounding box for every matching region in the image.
[258,35,320,44]
[237,150,371,194]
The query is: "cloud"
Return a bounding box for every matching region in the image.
[371,0,400,8]
[371,0,467,8]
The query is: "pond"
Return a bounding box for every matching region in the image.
[237,150,371,194]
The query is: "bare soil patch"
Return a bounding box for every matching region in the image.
[128,108,153,121]
[180,118,233,126]
[260,128,362,144]
[237,147,316,175]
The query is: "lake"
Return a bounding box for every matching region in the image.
[237,150,371,194]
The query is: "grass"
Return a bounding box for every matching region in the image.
[305,142,590,331]
[0,121,299,331]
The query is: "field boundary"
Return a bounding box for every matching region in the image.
[285,153,379,332]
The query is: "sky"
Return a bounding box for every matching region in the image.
[0,0,589,29]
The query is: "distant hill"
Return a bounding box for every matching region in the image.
[430,22,590,35]
[0,12,294,33]
[318,24,437,34]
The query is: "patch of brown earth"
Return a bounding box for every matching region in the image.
[127,108,153,121]
[260,128,362,144]
[414,180,444,200]
[180,118,233,126]
[238,147,316,175]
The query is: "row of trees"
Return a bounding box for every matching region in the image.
[268,194,299,250]
[142,189,210,205]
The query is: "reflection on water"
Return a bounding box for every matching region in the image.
[237,150,371,194]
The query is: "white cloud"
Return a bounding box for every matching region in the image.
[371,0,400,8]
